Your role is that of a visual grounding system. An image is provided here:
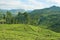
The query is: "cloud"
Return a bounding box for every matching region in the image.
[51,0,60,6]
[0,0,60,10]
[44,0,60,6]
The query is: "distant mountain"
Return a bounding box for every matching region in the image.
[10,9,25,14]
[30,6,60,33]
[49,6,60,11]
[30,6,60,15]
[26,10,33,13]
[0,9,33,14]
[0,9,25,14]
[0,9,7,14]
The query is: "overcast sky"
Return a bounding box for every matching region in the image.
[0,0,60,10]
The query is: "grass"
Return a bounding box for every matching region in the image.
[0,24,60,40]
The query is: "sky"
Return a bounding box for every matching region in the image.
[0,0,60,10]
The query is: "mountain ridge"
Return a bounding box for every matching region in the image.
[30,6,60,33]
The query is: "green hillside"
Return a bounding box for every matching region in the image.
[30,6,60,32]
[0,6,60,40]
[0,24,60,40]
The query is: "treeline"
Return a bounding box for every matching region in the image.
[0,11,39,25]
[0,11,29,24]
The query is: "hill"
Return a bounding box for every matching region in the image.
[0,9,25,14]
[0,24,60,40]
[30,6,60,32]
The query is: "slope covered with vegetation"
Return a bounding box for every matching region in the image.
[30,6,60,32]
[0,6,60,40]
[0,24,60,40]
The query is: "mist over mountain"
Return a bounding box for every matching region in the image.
[0,9,25,14]
[1,6,60,14]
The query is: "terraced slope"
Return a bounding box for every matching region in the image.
[0,24,60,40]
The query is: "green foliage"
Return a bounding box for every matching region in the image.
[30,6,60,32]
[0,6,60,33]
[0,24,60,40]
[6,11,13,24]
[23,12,30,24]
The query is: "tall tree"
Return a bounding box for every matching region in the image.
[23,12,30,24]
[16,12,22,24]
[6,11,13,24]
